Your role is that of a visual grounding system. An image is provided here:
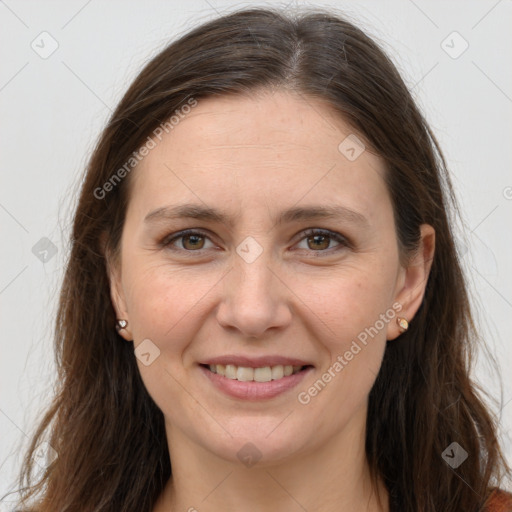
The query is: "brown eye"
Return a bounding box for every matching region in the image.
[297,229,349,253]
[181,234,205,250]
[306,233,331,251]
[161,228,349,256]
[162,230,214,251]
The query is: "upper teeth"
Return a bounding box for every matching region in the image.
[208,364,303,382]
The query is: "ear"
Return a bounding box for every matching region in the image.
[387,224,435,340]
[103,234,133,342]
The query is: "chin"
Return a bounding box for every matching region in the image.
[204,422,312,467]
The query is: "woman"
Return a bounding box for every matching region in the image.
[9,6,511,511]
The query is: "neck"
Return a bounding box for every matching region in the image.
[155,408,389,512]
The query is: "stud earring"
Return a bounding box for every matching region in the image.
[116,319,128,332]
[396,317,409,333]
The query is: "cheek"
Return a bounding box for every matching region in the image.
[121,265,216,420]
[292,266,394,401]
[293,264,396,346]
[123,262,220,342]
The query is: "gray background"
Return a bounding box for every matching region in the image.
[1,0,511,506]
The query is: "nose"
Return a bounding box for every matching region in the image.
[215,250,292,339]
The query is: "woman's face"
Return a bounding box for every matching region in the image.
[109,90,432,466]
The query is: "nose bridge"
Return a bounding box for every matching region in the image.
[234,243,275,299]
[216,236,290,337]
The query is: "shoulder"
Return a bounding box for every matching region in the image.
[484,487,512,512]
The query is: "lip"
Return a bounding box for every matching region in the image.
[199,364,314,400]
[198,355,313,368]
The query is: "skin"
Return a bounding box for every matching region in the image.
[108,89,435,512]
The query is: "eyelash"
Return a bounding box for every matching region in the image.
[160,228,351,256]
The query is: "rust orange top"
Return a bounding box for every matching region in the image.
[485,488,512,511]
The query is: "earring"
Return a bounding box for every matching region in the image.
[116,319,128,332]
[396,317,409,333]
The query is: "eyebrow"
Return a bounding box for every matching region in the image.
[144,203,369,228]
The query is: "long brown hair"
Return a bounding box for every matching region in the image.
[7,6,510,511]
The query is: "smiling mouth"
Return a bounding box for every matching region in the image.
[200,363,313,383]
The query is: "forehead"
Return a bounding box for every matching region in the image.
[128,90,390,224]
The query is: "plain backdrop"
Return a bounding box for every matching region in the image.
[1,0,511,506]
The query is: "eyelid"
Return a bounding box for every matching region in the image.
[160,228,351,254]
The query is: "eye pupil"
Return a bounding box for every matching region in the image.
[308,234,330,250]
[183,234,204,250]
